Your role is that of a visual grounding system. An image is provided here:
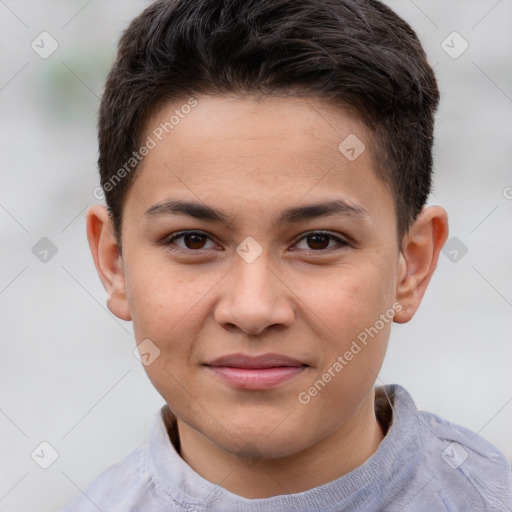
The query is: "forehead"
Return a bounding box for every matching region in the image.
[125,94,395,226]
[145,94,367,168]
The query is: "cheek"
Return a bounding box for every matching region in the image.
[126,263,210,409]
[291,259,396,414]
[126,254,213,339]
[296,261,395,347]
[293,269,394,444]
[125,256,226,385]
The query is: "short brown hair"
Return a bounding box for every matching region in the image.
[98,0,439,249]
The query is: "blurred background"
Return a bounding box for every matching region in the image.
[0,1,511,510]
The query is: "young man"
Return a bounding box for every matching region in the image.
[62,0,512,510]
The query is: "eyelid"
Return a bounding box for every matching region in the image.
[164,230,220,251]
[163,229,349,253]
[291,230,350,251]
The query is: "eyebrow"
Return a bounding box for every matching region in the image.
[144,198,369,225]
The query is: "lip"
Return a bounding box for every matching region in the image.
[205,353,307,369]
[204,353,308,390]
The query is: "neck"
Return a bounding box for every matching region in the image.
[173,390,386,498]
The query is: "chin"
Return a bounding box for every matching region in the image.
[209,413,313,461]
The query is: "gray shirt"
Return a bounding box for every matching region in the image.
[61,384,512,511]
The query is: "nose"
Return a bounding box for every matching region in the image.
[213,253,295,336]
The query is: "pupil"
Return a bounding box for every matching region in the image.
[185,233,206,249]
[308,234,329,250]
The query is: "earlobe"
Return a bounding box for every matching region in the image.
[86,205,132,321]
[394,206,449,324]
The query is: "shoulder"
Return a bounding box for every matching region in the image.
[392,385,512,510]
[418,404,511,473]
[60,446,161,511]
[59,405,186,511]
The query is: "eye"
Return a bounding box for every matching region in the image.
[165,231,217,251]
[292,231,349,251]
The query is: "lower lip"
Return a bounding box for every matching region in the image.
[206,366,306,389]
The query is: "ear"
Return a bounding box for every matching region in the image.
[394,205,449,324]
[86,205,132,321]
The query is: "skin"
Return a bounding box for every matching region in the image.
[87,94,449,498]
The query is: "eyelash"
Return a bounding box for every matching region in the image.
[163,230,349,253]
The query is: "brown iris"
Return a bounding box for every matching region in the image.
[306,234,330,250]
[183,233,208,249]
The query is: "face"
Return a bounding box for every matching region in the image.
[119,94,402,458]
